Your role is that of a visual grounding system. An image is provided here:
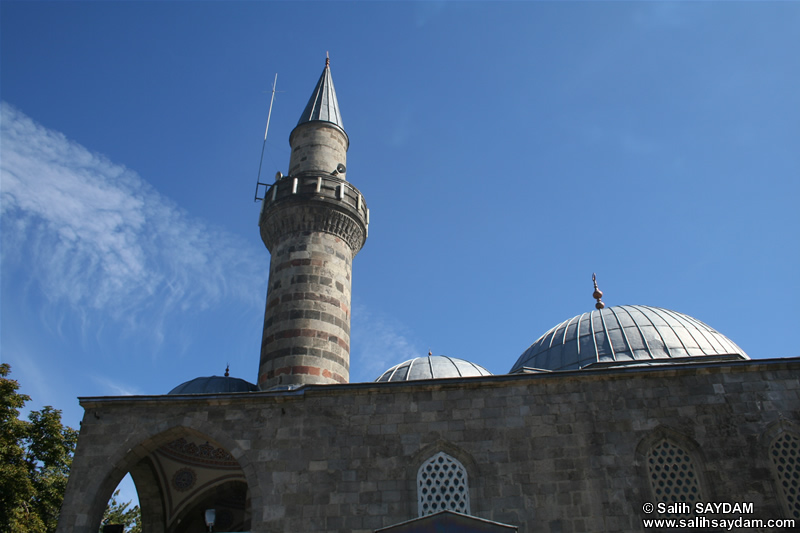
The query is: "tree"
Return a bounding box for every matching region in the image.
[101,490,142,533]
[0,364,78,533]
[0,363,33,530]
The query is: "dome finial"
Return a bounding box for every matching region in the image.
[326,51,330,67]
[224,364,230,377]
[592,273,605,310]
[428,349,433,356]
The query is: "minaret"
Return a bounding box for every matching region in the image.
[257,58,368,389]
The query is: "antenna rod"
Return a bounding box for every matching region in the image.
[254,73,278,202]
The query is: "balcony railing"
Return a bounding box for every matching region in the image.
[258,174,369,228]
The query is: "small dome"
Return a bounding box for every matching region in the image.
[376,356,492,382]
[168,376,259,395]
[510,305,748,373]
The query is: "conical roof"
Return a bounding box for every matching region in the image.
[297,57,344,128]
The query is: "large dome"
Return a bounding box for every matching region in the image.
[510,305,748,373]
[376,356,492,382]
[168,375,259,395]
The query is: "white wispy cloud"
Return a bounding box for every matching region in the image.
[0,102,264,346]
[350,302,421,383]
[90,375,144,397]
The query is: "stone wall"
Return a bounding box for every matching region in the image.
[289,122,349,178]
[57,358,800,533]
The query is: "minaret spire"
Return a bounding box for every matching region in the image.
[295,54,345,131]
[287,56,348,180]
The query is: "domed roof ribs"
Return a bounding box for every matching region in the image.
[712,329,741,354]
[296,55,344,129]
[589,311,599,366]
[385,362,401,382]
[633,305,674,358]
[575,313,584,357]
[376,356,492,382]
[659,307,709,354]
[510,305,748,373]
[606,306,634,361]
[407,357,417,378]
[671,310,728,354]
[617,305,656,360]
[442,355,464,377]
[647,307,691,357]
[597,309,618,362]
[560,316,576,352]
[548,326,559,349]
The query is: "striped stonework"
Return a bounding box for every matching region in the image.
[258,229,355,388]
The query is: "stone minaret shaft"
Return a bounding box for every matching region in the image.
[258,59,368,389]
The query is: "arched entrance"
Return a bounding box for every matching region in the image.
[134,433,251,532]
[60,423,256,533]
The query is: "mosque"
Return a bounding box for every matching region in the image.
[57,60,799,533]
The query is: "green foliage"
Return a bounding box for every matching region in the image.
[0,364,78,533]
[101,490,142,533]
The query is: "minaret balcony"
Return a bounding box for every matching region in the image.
[258,174,369,254]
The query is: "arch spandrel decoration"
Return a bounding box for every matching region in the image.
[768,430,800,520]
[417,451,471,517]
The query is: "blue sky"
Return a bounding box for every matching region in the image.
[2,0,799,501]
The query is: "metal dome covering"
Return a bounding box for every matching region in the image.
[510,305,748,373]
[168,376,259,395]
[376,356,493,382]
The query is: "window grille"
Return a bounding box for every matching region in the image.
[769,432,800,519]
[417,452,470,516]
[646,439,703,510]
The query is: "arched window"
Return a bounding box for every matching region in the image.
[417,452,470,516]
[646,438,704,509]
[768,431,800,519]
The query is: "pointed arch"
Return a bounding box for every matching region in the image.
[635,427,709,511]
[57,415,262,533]
[410,439,480,478]
[415,450,471,517]
[763,420,800,520]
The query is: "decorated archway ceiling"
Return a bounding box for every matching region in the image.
[149,435,248,529]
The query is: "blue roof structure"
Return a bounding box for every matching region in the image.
[168,375,259,395]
